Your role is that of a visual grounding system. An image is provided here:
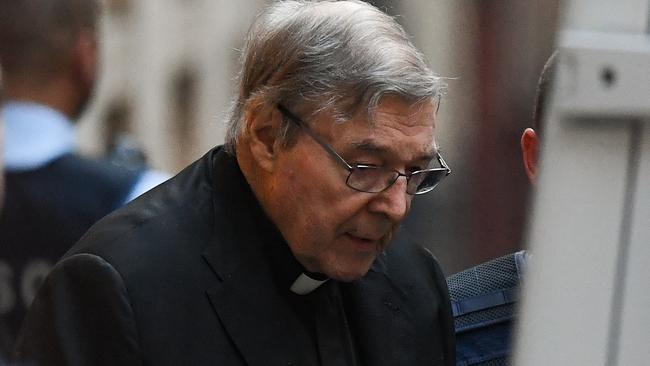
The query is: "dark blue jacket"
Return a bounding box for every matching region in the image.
[447,251,528,366]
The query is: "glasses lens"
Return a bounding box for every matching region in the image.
[408,169,448,194]
[347,166,398,193]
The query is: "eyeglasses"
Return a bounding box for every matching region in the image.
[277,104,451,195]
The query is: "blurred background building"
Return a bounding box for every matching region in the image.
[77,0,559,274]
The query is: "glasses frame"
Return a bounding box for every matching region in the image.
[276,103,451,195]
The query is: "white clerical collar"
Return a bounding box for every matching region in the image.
[2,101,76,171]
[290,273,329,295]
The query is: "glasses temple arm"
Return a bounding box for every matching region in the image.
[277,104,353,171]
[437,153,452,175]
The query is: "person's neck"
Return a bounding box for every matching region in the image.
[3,77,83,120]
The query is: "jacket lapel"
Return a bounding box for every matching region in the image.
[203,250,317,366]
[201,150,318,366]
[343,235,448,366]
[343,254,417,366]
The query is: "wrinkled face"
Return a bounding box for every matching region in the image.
[266,97,438,281]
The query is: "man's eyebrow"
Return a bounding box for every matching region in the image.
[349,141,388,154]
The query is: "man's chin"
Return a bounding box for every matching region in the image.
[323,259,375,282]
[329,271,368,282]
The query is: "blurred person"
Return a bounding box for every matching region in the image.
[446,53,555,366]
[0,71,11,365]
[0,0,169,348]
[15,1,456,365]
[1,70,3,207]
[0,70,4,209]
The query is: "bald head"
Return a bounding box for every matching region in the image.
[521,52,557,183]
[532,51,557,135]
[0,0,100,85]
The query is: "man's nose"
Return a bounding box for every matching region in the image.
[367,177,410,222]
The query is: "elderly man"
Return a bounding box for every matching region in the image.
[16,1,455,365]
[0,0,168,345]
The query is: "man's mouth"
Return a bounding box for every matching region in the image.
[344,232,385,252]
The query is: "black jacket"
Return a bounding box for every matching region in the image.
[15,147,454,366]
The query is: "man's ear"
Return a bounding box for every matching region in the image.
[244,104,283,172]
[521,128,539,183]
[72,29,98,87]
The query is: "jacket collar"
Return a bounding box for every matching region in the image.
[342,235,452,366]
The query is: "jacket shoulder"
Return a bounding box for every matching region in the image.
[16,253,142,365]
[66,149,221,271]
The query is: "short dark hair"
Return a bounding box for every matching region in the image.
[0,0,99,82]
[532,51,557,134]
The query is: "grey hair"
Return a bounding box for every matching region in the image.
[224,0,446,154]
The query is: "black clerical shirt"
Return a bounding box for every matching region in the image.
[259,212,361,366]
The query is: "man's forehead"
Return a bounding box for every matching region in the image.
[328,99,438,158]
[347,137,438,161]
[370,98,437,128]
